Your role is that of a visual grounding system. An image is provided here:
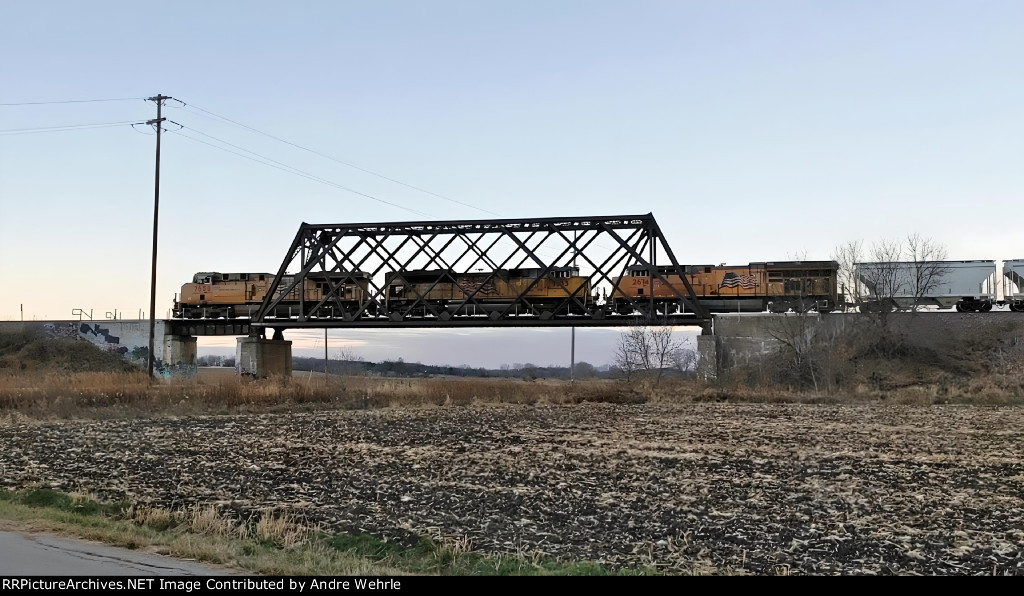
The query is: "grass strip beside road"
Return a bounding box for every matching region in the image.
[0,489,644,576]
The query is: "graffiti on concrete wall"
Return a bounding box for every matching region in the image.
[79,323,120,345]
[79,323,130,357]
[0,320,195,378]
[41,322,78,339]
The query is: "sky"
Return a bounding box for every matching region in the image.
[1,1,1022,366]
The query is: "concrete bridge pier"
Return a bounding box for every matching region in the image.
[163,334,197,375]
[696,321,718,380]
[236,336,292,378]
[696,336,718,380]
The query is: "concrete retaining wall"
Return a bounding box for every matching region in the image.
[0,320,196,378]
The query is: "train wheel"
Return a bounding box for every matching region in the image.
[955,302,965,312]
[981,301,993,312]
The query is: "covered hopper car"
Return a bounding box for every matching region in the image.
[1002,259,1024,311]
[854,260,997,312]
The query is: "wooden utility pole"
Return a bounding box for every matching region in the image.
[570,327,576,383]
[146,94,169,379]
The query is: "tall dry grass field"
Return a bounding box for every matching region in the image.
[0,370,642,420]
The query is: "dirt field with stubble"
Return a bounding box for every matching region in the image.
[1,403,1023,575]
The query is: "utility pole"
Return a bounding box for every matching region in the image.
[570,327,576,383]
[324,328,329,377]
[146,94,169,379]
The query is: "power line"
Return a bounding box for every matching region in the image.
[172,127,429,217]
[176,100,612,260]
[178,101,501,216]
[0,120,140,135]
[173,126,563,259]
[0,97,145,106]
[175,123,572,262]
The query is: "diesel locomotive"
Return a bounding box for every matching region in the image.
[173,261,840,319]
[173,271,373,319]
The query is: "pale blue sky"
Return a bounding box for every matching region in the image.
[2,1,1022,365]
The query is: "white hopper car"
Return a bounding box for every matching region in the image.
[1001,260,1024,312]
[854,260,997,312]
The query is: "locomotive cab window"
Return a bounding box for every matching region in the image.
[390,285,405,297]
[632,269,648,277]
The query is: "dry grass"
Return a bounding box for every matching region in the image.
[255,510,312,548]
[0,370,642,420]
[187,504,243,539]
[0,488,635,575]
[0,494,406,575]
[4,364,1021,423]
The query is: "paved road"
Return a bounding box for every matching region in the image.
[0,531,238,575]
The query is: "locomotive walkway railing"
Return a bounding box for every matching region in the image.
[251,213,709,330]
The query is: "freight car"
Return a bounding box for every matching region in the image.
[853,260,996,312]
[384,267,593,318]
[1002,260,1024,311]
[609,261,840,315]
[173,271,373,319]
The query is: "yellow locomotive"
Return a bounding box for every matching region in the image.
[172,261,840,320]
[611,261,839,315]
[385,267,593,318]
[173,271,373,319]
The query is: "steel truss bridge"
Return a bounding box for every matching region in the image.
[238,213,708,334]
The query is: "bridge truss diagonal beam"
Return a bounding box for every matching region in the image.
[251,213,709,329]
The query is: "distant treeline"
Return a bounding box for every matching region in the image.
[197,355,236,368]
[198,354,695,381]
[291,356,613,380]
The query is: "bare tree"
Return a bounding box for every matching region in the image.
[573,361,598,379]
[767,312,820,389]
[831,239,864,309]
[672,343,697,374]
[614,325,650,382]
[333,348,366,375]
[859,238,906,314]
[853,235,950,315]
[839,234,950,358]
[905,233,950,312]
[614,321,686,387]
[765,263,831,390]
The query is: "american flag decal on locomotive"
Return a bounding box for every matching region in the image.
[719,273,759,289]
